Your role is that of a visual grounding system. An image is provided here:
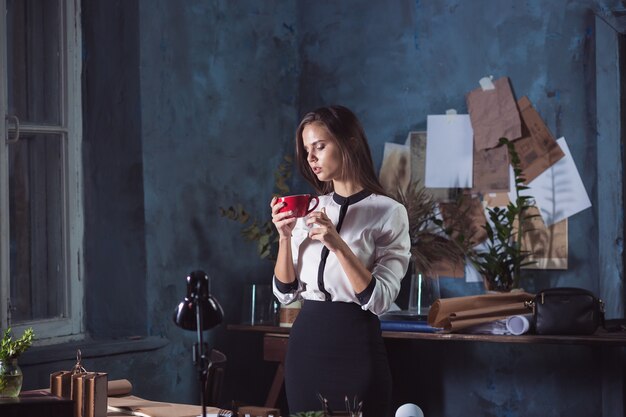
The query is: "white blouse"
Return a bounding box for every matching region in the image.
[273,192,411,315]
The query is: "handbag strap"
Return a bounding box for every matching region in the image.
[597,300,625,332]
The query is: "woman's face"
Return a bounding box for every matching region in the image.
[302,122,343,183]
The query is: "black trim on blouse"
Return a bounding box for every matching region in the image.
[274,277,299,294]
[318,189,373,301]
[355,277,376,305]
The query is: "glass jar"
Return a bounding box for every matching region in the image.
[0,358,23,398]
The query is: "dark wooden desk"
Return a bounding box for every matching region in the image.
[229,323,626,346]
[0,390,73,417]
[228,324,626,415]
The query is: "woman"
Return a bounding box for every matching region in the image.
[271,105,410,416]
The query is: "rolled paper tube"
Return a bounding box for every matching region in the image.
[506,315,531,335]
[108,379,133,397]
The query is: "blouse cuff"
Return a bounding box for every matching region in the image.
[274,276,299,294]
[355,277,376,305]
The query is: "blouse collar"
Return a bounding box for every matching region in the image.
[332,189,372,206]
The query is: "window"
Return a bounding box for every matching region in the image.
[1,0,83,341]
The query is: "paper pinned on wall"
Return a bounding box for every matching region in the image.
[466,76,522,150]
[483,192,510,208]
[511,137,591,226]
[521,206,568,270]
[404,131,451,201]
[513,96,565,183]
[379,142,411,196]
[471,143,510,194]
[425,114,473,188]
[439,196,488,248]
[465,246,485,283]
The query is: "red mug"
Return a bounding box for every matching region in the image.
[277,194,319,218]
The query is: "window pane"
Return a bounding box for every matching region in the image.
[7,0,62,125]
[9,134,66,323]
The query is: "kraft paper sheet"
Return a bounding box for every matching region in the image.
[513,96,565,183]
[108,395,224,417]
[427,291,534,332]
[467,77,522,150]
[471,143,510,193]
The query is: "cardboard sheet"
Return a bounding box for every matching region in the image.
[513,96,565,183]
[425,114,473,188]
[512,137,591,226]
[379,142,411,196]
[483,192,511,208]
[405,131,451,201]
[428,253,466,278]
[520,206,568,269]
[466,77,522,150]
[471,143,510,193]
[439,196,488,247]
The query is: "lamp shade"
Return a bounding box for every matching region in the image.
[173,270,224,331]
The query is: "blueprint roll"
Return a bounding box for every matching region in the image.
[506,314,531,335]
[396,403,424,417]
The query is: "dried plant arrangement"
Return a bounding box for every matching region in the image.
[220,155,292,261]
[395,183,466,276]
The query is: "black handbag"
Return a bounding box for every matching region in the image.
[527,287,605,335]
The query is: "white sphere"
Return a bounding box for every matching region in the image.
[395,403,424,417]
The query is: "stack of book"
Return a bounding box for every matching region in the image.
[379,311,441,333]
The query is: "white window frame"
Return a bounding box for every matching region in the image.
[0,0,84,343]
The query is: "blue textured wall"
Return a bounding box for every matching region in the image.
[21,1,625,416]
[296,0,611,294]
[136,0,623,413]
[138,0,298,406]
[292,2,621,415]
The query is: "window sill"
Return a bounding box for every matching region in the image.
[19,336,169,366]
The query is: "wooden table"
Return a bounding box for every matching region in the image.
[230,323,626,346]
[228,323,626,414]
[0,390,73,417]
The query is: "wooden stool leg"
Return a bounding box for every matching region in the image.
[264,362,284,408]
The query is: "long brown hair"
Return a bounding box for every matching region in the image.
[295,105,388,197]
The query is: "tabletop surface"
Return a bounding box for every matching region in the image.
[228,323,626,347]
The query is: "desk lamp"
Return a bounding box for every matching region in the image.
[173,270,224,417]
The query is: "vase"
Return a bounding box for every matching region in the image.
[0,358,23,398]
[241,283,277,325]
[408,271,440,316]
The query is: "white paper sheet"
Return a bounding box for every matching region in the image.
[460,318,509,335]
[509,137,591,226]
[464,252,484,283]
[425,114,474,188]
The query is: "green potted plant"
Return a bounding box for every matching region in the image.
[467,138,537,291]
[0,327,34,398]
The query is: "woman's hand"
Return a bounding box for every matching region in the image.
[306,208,346,252]
[271,197,297,238]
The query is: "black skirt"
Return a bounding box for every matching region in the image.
[285,300,392,417]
